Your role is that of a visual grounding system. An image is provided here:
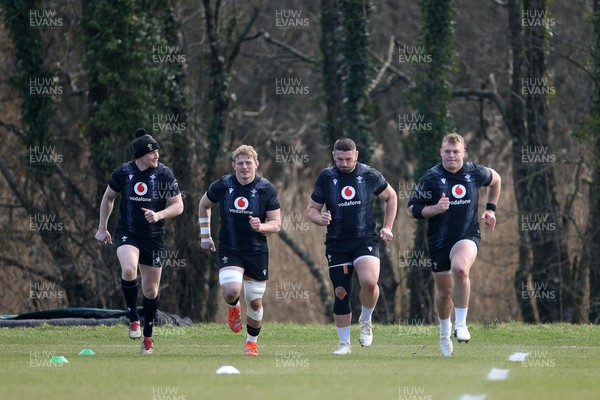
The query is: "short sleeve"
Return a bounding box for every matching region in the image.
[476,164,493,187]
[310,172,326,204]
[407,175,434,207]
[206,179,221,203]
[265,183,280,211]
[163,167,181,197]
[108,167,122,192]
[371,168,388,196]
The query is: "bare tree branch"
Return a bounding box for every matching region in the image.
[54,163,95,211]
[226,5,262,70]
[0,256,61,284]
[553,50,600,91]
[0,119,26,141]
[366,35,396,95]
[242,85,267,117]
[0,155,39,216]
[262,31,318,65]
[452,87,506,116]
[367,48,414,87]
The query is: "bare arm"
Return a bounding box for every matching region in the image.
[198,192,216,252]
[485,168,501,206]
[249,209,281,234]
[407,193,450,219]
[141,193,184,223]
[95,186,119,244]
[306,199,331,226]
[378,184,397,230]
[481,168,501,230]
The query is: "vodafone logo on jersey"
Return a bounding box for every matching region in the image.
[341,186,356,200]
[234,196,249,210]
[134,182,148,196]
[451,184,467,199]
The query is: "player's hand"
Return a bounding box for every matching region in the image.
[321,210,332,226]
[481,210,496,230]
[436,193,450,214]
[249,215,262,232]
[95,228,112,245]
[200,237,217,252]
[141,207,161,223]
[380,227,393,242]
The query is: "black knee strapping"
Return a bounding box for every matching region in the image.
[329,265,354,315]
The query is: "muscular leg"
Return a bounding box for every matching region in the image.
[117,245,140,322]
[449,240,478,310]
[243,279,266,345]
[354,256,380,347]
[220,266,244,304]
[433,272,454,321]
[354,256,380,311]
[139,264,162,337]
[329,265,353,346]
[117,245,139,281]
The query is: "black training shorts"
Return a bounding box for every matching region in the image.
[218,250,269,281]
[325,236,380,267]
[429,235,480,273]
[114,229,165,267]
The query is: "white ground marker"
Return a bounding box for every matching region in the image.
[508,352,529,362]
[458,394,487,400]
[486,368,510,381]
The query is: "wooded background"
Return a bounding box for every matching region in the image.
[1,0,598,325]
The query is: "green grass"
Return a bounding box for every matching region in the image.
[1,322,599,400]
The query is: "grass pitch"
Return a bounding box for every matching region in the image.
[0,322,599,400]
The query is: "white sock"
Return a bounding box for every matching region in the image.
[360,306,374,322]
[455,307,468,327]
[439,317,452,336]
[336,326,351,344]
[246,334,258,343]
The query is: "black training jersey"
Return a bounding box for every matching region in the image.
[207,174,280,254]
[311,162,388,242]
[109,161,180,237]
[408,162,493,251]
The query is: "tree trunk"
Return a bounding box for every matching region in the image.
[408,0,456,322]
[584,0,600,323]
[509,0,575,322]
[320,0,344,148]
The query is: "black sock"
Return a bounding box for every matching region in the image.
[247,325,261,338]
[142,295,159,337]
[121,279,139,322]
[226,297,240,307]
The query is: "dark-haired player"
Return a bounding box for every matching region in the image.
[95,128,184,354]
[407,133,501,357]
[198,145,281,356]
[307,137,397,355]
